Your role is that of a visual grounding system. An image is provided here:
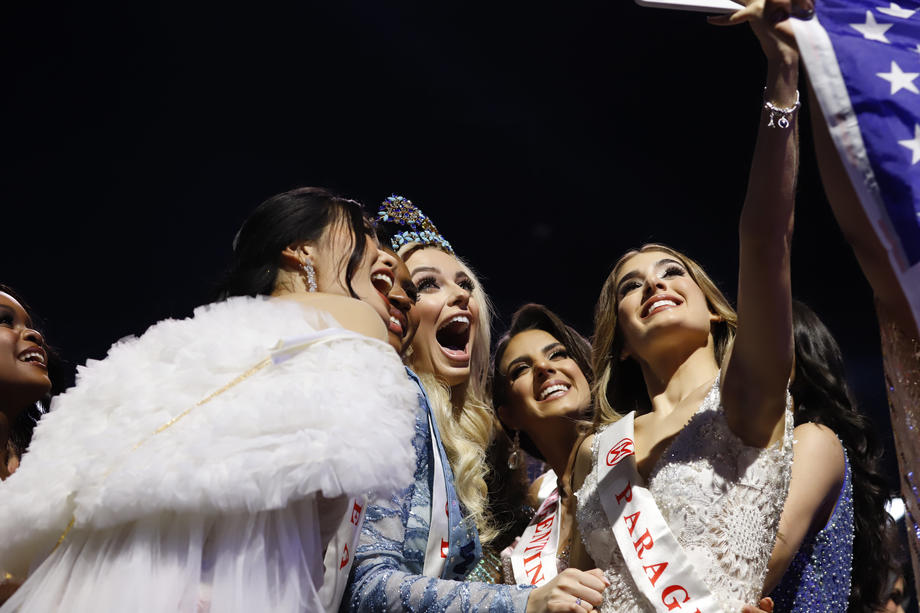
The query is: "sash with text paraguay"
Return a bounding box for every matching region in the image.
[596,414,723,613]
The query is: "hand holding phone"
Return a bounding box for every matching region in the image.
[635,0,744,14]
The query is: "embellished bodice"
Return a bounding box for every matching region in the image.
[575,381,794,612]
[769,448,853,612]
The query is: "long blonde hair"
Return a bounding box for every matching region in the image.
[592,244,738,428]
[407,251,501,545]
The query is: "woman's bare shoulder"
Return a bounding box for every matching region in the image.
[275,294,387,342]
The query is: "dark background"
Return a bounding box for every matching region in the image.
[1,2,898,482]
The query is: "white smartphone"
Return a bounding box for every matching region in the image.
[635,0,743,13]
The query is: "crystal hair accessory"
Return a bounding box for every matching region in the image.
[376,195,454,254]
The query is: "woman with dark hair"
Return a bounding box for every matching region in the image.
[0,285,57,479]
[0,187,420,612]
[765,300,891,612]
[490,304,594,587]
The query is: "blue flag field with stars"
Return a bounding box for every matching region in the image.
[793,0,920,333]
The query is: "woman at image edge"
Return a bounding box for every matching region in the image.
[571,1,806,611]
[0,187,419,612]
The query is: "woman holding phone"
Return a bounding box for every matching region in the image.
[570,1,811,611]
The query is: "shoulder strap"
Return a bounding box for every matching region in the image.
[595,415,723,613]
[269,328,364,364]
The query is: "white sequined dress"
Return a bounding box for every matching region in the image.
[575,380,794,612]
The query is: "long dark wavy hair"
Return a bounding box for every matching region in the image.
[0,284,68,458]
[491,303,594,461]
[790,300,891,612]
[485,304,594,549]
[215,187,371,300]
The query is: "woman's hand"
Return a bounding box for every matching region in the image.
[742,596,775,612]
[708,0,801,66]
[525,568,609,613]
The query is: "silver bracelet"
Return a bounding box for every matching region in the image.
[763,88,801,129]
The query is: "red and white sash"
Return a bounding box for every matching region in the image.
[596,413,723,613]
[423,414,450,578]
[509,471,562,586]
[319,496,367,612]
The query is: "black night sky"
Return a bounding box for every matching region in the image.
[2,2,898,482]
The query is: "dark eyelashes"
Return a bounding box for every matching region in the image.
[414,275,474,294]
[507,349,569,379]
[618,280,641,297]
[617,265,686,296]
[663,265,686,277]
[415,276,439,291]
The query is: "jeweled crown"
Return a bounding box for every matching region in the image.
[376,195,454,254]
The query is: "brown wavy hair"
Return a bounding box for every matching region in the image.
[591,244,737,426]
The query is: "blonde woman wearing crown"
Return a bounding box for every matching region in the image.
[343,197,610,612]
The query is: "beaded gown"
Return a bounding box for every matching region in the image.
[575,380,794,612]
[769,449,853,612]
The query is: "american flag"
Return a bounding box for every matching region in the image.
[792,0,920,334]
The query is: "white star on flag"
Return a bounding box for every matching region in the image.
[878,61,920,94]
[915,44,920,55]
[898,124,920,164]
[850,11,894,43]
[877,2,917,18]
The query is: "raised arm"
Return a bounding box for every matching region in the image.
[711,1,800,448]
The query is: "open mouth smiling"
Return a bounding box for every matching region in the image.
[538,380,571,401]
[388,306,408,338]
[18,346,47,369]
[641,294,683,318]
[436,314,472,360]
[371,270,395,296]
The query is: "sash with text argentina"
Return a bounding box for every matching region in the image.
[596,414,723,613]
[509,485,562,586]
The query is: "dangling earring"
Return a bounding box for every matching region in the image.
[303,260,317,293]
[507,430,522,470]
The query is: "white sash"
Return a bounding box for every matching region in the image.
[596,413,723,613]
[318,495,367,612]
[509,473,562,586]
[422,414,450,577]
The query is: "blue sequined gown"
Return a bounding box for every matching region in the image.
[342,369,533,612]
[769,451,854,612]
